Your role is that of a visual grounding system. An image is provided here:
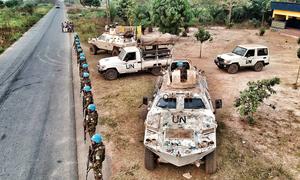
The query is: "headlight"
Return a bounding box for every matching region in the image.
[224,60,231,64]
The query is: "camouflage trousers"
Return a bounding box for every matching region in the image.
[93,164,103,180]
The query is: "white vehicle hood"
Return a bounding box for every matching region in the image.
[99,56,123,66]
[219,53,241,60]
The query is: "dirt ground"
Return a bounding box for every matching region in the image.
[80,28,300,180]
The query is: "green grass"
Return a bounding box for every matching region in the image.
[0,4,52,54]
[67,8,106,42]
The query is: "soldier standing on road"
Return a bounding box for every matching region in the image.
[78,53,86,66]
[80,63,89,77]
[87,134,105,180]
[76,45,83,57]
[81,72,92,91]
[84,104,98,138]
[82,85,94,115]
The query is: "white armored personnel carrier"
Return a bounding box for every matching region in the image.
[142,60,222,174]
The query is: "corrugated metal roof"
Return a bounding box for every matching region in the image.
[271,2,300,12]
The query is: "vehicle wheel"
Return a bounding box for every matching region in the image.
[144,148,157,170]
[104,69,118,80]
[205,150,217,174]
[112,47,119,56]
[90,45,98,55]
[253,62,264,72]
[227,64,239,74]
[151,67,162,76]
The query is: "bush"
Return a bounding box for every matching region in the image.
[249,18,260,28]
[259,27,266,36]
[21,3,35,15]
[297,37,300,45]
[5,0,20,8]
[234,77,280,125]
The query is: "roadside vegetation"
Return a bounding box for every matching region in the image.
[0,0,52,54]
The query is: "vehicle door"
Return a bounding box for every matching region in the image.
[122,51,142,73]
[242,49,255,66]
[257,48,269,64]
[96,35,107,50]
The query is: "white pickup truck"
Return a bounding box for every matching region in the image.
[214,44,270,74]
[97,45,172,80]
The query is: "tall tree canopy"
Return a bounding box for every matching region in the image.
[152,0,192,35]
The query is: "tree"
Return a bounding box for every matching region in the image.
[5,0,21,8]
[0,0,5,8]
[22,3,35,15]
[108,0,117,22]
[194,28,211,58]
[134,3,152,34]
[250,0,271,26]
[221,0,247,26]
[116,0,135,25]
[234,77,280,125]
[92,0,101,8]
[152,0,192,35]
[80,0,93,7]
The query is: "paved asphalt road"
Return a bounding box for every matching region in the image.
[0,5,78,180]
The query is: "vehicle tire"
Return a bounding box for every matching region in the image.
[151,67,162,76]
[205,150,217,174]
[112,47,119,56]
[104,69,118,80]
[144,148,157,170]
[90,45,98,55]
[253,61,264,72]
[227,64,239,74]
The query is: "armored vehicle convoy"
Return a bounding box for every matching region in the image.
[142,60,222,174]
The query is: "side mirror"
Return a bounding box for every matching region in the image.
[143,97,148,105]
[215,99,222,109]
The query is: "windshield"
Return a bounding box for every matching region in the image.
[232,46,247,56]
[118,49,126,59]
[157,98,176,109]
[184,98,206,109]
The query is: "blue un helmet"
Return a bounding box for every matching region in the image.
[82,63,89,68]
[80,56,86,61]
[77,47,83,53]
[80,52,85,57]
[83,85,91,92]
[91,134,102,144]
[83,72,89,78]
[88,104,96,111]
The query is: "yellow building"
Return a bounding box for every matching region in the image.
[271,2,300,29]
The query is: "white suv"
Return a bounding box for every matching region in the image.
[214,44,270,74]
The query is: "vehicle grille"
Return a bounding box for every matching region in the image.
[217,57,224,62]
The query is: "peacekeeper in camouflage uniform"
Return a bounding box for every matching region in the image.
[81,72,92,93]
[84,104,98,138]
[82,85,94,115]
[79,63,89,77]
[87,134,105,180]
[78,52,86,65]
